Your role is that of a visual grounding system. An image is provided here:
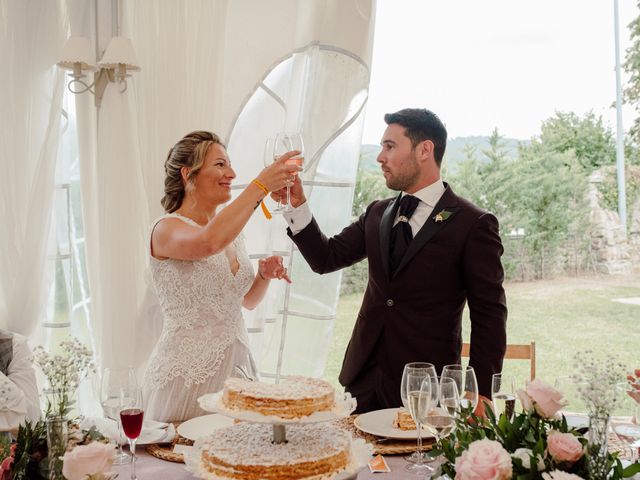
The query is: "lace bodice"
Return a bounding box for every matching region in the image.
[145,214,255,389]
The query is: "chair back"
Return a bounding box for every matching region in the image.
[461,341,536,380]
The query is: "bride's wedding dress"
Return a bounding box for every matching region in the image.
[143,213,257,422]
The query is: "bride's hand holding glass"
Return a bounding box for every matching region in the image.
[258,256,291,283]
[257,149,302,195]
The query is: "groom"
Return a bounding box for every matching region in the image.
[277,108,507,413]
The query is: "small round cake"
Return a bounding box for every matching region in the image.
[200,423,351,480]
[222,376,335,419]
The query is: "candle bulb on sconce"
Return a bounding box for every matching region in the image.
[56,35,140,108]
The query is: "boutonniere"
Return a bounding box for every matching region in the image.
[433,209,453,223]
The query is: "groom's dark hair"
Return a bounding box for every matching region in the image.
[384,108,447,167]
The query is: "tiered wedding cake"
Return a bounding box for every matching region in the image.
[188,376,368,480]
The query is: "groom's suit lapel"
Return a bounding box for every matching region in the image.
[391,186,460,279]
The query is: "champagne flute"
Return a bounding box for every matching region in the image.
[120,388,144,480]
[423,377,458,468]
[404,371,433,474]
[492,373,516,420]
[100,367,136,465]
[400,362,437,464]
[273,132,304,212]
[611,383,640,462]
[442,364,479,411]
[263,138,283,212]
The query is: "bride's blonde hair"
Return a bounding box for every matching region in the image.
[161,131,224,212]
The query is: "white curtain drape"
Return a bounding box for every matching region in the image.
[0,0,68,336]
[121,0,376,379]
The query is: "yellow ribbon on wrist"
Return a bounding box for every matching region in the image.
[252,179,272,220]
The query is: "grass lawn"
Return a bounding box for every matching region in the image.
[325,273,640,411]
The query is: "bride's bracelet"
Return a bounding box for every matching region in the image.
[251,179,272,220]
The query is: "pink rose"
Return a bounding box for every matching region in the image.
[542,471,584,479]
[547,431,583,464]
[62,442,115,480]
[455,439,513,480]
[526,379,567,419]
[517,389,534,413]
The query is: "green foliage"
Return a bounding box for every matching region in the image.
[624,0,640,146]
[596,165,640,224]
[437,405,637,480]
[538,111,616,171]
[12,420,48,480]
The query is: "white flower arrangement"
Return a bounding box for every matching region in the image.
[33,337,95,418]
[571,350,626,418]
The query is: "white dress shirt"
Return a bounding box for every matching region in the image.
[284,178,446,237]
[0,334,41,430]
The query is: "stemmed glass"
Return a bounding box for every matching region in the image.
[423,377,459,468]
[492,373,516,420]
[120,388,144,480]
[442,364,479,412]
[100,367,137,465]
[404,370,433,474]
[263,138,284,212]
[611,383,640,462]
[400,362,437,464]
[273,132,304,212]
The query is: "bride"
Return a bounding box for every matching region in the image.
[143,130,300,422]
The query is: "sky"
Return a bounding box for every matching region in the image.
[362,0,640,143]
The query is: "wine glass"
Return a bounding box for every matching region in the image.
[120,388,144,480]
[263,138,284,212]
[442,364,479,412]
[273,132,304,212]
[100,367,136,465]
[400,362,437,464]
[404,371,433,474]
[611,383,640,462]
[423,377,458,465]
[492,373,516,420]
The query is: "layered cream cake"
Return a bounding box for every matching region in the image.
[393,408,417,430]
[222,376,335,419]
[200,423,351,480]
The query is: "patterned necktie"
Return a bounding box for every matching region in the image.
[389,195,420,273]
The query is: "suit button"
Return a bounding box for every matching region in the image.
[386,299,394,307]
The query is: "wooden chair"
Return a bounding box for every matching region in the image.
[461,341,536,380]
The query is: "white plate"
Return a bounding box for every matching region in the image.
[177,414,235,441]
[354,408,433,440]
[563,413,588,430]
[137,423,175,445]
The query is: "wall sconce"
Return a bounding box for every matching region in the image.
[57,36,141,108]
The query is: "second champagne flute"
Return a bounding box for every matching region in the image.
[442,364,479,412]
[404,371,433,474]
[120,388,144,480]
[492,373,516,420]
[400,362,437,464]
[263,138,283,212]
[273,132,304,212]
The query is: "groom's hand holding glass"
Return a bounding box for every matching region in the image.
[271,165,306,209]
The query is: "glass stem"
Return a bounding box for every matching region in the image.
[130,439,137,480]
[286,185,291,211]
[116,420,124,457]
[416,421,423,466]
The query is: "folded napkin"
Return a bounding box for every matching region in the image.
[80,417,175,445]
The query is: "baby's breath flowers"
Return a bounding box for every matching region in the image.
[33,337,95,418]
[571,350,626,418]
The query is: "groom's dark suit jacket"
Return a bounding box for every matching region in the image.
[289,184,507,404]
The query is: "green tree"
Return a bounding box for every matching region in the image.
[624,0,640,147]
[538,111,616,170]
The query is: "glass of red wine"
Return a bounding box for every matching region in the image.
[120,388,144,480]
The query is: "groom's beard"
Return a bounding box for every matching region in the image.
[384,155,421,192]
